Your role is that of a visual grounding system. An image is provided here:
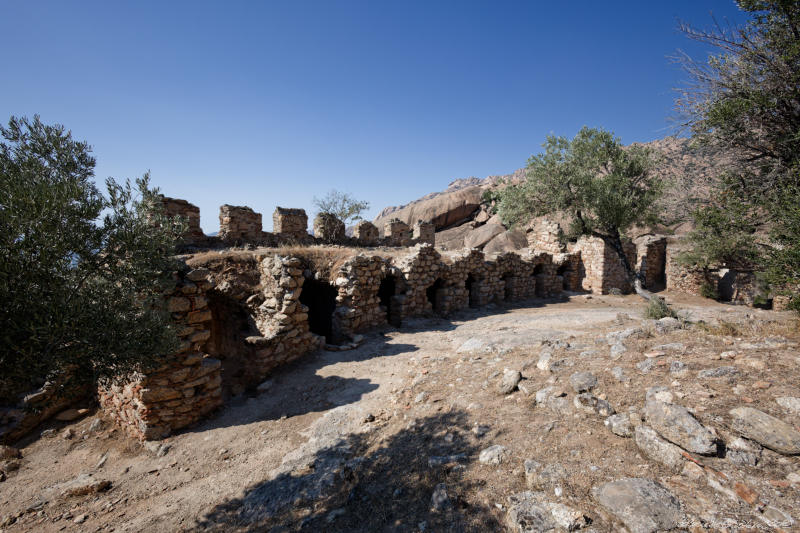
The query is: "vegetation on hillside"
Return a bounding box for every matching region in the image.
[485,126,663,298]
[0,116,186,402]
[676,0,800,310]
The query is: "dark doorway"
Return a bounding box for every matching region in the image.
[557,264,569,290]
[205,291,259,397]
[378,276,401,326]
[299,278,338,342]
[533,264,545,297]
[465,274,480,308]
[501,272,514,301]
[426,278,445,313]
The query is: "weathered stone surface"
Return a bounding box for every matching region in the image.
[58,473,112,498]
[644,400,717,455]
[698,366,739,379]
[776,396,800,414]
[479,445,509,465]
[594,478,686,533]
[506,491,587,532]
[483,229,528,254]
[634,425,685,471]
[374,185,483,232]
[729,407,800,455]
[430,483,450,511]
[464,223,505,250]
[605,414,633,437]
[499,369,522,395]
[524,460,567,490]
[569,371,598,393]
[726,437,762,467]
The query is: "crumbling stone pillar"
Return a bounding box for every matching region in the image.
[273,207,308,240]
[528,218,566,254]
[385,219,411,247]
[160,196,205,244]
[219,205,262,242]
[313,212,346,242]
[413,221,435,245]
[354,220,379,245]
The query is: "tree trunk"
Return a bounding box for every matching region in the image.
[603,230,653,301]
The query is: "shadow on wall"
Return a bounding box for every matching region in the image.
[195,410,502,532]
[426,278,445,313]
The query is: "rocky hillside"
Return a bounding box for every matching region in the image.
[373,137,728,253]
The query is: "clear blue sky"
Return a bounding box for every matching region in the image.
[1,1,749,232]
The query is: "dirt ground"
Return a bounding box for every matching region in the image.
[1,292,799,532]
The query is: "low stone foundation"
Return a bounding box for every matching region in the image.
[98,268,223,440]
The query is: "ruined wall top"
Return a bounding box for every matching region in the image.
[219,204,262,242]
[273,207,309,239]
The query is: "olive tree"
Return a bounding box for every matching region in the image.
[486,126,662,298]
[675,0,800,310]
[0,116,186,402]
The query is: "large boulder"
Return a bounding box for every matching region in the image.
[373,186,483,233]
[435,222,475,250]
[483,229,528,254]
[464,223,505,249]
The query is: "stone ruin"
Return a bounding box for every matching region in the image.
[161,197,205,245]
[273,207,309,241]
[413,220,435,245]
[219,204,262,243]
[98,243,591,440]
[384,219,411,247]
[313,212,346,242]
[353,220,379,245]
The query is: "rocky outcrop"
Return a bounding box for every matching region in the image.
[373,186,484,233]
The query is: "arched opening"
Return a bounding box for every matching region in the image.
[378,275,402,326]
[465,273,481,308]
[426,278,445,313]
[299,278,338,343]
[501,272,514,301]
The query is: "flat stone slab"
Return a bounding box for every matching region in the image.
[594,478,686,533]
[644,400,717,455]
[729,407,800,455]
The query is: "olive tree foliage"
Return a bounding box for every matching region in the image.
[0,116,186,402]
[485,127,663,298]
[675,0,800,309]
[313,189,370,225]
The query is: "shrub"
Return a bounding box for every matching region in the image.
[644,297,678,320]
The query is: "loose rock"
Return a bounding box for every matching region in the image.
[605,414,633,437]
[644,400,718,455]
[594,478,686,533]
[729,407,800,455]
[430,483,450,511]
[506,491,587,532]
[479,445,509,465]
[499,370,522,395]
[634,426,685,472]
[569,372,598,393]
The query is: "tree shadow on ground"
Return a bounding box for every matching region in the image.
[196,409,501,532]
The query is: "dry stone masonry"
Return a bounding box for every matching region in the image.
[313,212,346,242]
[219,205,262,243]
[273,207,309,241]
[161,196,205,245]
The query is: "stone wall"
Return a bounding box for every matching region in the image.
[354,221,379,245]
[98,267,223,440]
[413,221,435,246]
[313,213,346,242]
[273,207,309,240]
[570,236,636,294]
[219,205,262,242]
[161,196,205,244]
[528,218,566,254]
[385,219,411,247]
[635,236,667,290]
[664,246,716,297]
[98,244,583,440]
